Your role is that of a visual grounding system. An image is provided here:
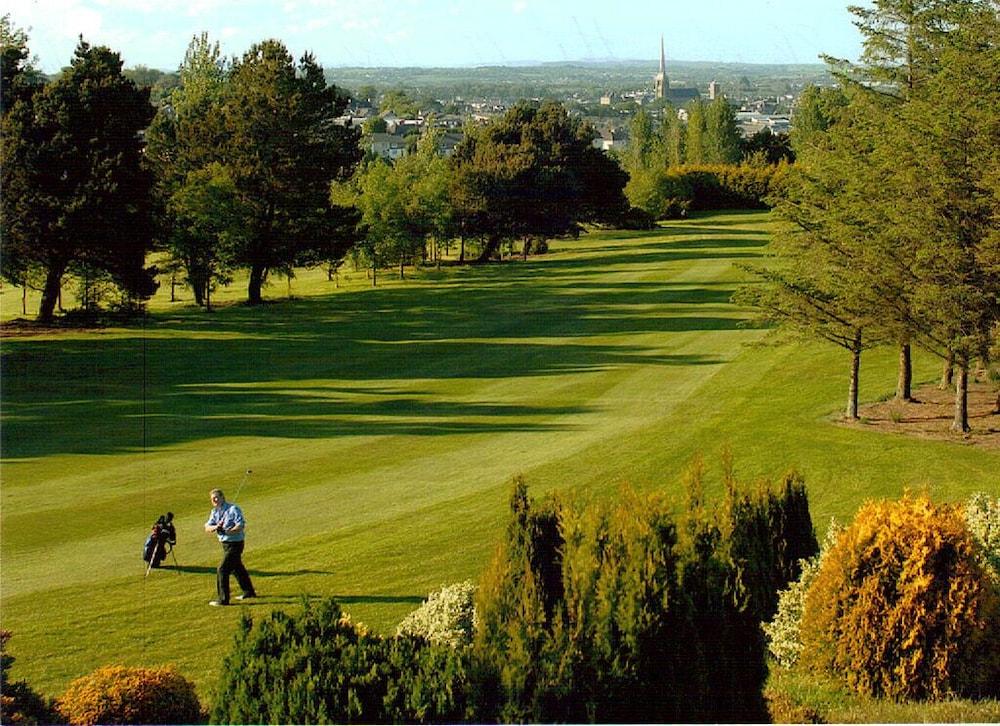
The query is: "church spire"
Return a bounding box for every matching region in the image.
[654,35,668,100]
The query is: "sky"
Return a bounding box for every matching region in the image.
[7,0,864,74]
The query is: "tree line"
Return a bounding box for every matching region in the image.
[1,23,629,321]
[737,0,1000,433]
[620,96,793,219]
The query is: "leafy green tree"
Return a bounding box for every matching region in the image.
[451,100,628,262]
[220,40,360,303]
[624,108,661,174]
[703,96,742,164]
[0,14,43,115]
[661,106,686,167]
[145,33,230,307]
[684,100,706,165]
[335,127,454,283]
[380,88,420,117]
[362,115,388,135]
[166,163,247,311]
[1,39,157,322]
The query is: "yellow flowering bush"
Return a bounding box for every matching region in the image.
[800,494,1000,700]
[56,665,201,725]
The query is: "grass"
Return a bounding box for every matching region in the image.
[2,210,998,718]
[766,666,1000,723]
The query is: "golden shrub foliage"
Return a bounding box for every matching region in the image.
[800,494,1000,701]
[56,665,201,725]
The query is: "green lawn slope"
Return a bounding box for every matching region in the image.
[2,210,997,705]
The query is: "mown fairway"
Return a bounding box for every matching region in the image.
[2,211,997,701]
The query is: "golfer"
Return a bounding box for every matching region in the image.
[204,488,257,606]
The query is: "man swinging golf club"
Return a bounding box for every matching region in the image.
[204,487,257,606]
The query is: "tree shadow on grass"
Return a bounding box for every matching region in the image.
[230,593,425,607]
[165,565,335,577]
[2,228,763,458]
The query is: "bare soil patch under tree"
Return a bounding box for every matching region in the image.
[844,380,1000,450]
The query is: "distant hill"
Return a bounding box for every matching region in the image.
[324,60,831,103]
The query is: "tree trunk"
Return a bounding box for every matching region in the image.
[951,361,970,433]
[170,273,177,303]
[248,264,266,305]
[205,284,212,313]
[38,263,66,323]
[940,351,954,389]
[192,278,205,307]
[523,236,531,261]
[896,342,912,401]
[22,285,27,316]
[459,234,465,263]
[847,330,862,420]
[371,260,377,287]
[399,254,405,279]
[476,235,501,263]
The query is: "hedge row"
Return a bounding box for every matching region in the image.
[626,162,790,219]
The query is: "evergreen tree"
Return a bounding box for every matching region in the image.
[0,14,43,116]
[220,40,360,304]
[829,0,988,400]
[738,88,888,419]
[789,85,848,156]
[1,39,157,321]
[886,6,1000,431]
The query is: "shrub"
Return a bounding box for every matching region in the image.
[212,598,472,724]
[56,665,201,725]
[396,581,478,648]
[722,469,819,622]
[0,631,58,725]
[763,521,841,668]
[799,493,1000,700]
[965,492,1000,579]
[473,464,812,723]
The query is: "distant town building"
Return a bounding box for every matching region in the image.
[654,36,700,105]
[734,111,790,138]
[592,126,629,152]
[708,81,720,100]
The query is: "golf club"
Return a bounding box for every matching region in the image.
[233,468,253,501]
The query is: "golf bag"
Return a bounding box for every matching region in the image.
[142,512,177,568]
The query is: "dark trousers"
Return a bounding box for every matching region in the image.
[217,540,255,603]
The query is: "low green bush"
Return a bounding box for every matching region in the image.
[212,599,472,724]
[56,665,201,725]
